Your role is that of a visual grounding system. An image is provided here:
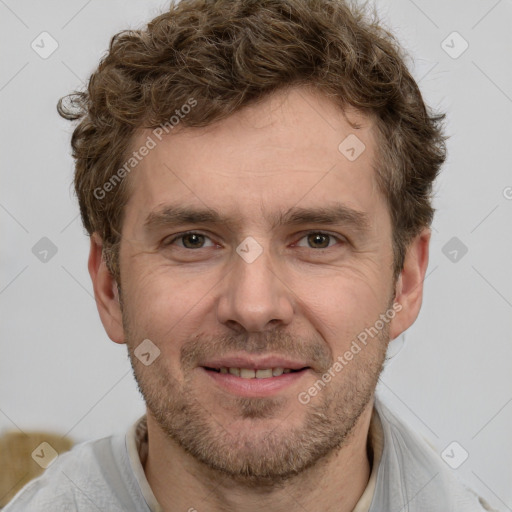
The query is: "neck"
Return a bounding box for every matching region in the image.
[143,399,374,512]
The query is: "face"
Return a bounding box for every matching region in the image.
[103,86,406,484]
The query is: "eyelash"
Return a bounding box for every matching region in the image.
[164,231,346,250]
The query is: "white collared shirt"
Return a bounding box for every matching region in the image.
[4,395,495,511]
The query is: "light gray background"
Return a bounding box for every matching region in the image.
[1,0,511,509]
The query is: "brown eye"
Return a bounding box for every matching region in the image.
[181,233,206,248]
[165,232,215,249]
[295,232,342,249]
[307,233,331,248]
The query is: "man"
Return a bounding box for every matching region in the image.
[5,0,496,510]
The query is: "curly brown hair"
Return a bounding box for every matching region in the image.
[58,0,447,284]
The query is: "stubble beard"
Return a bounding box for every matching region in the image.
[123,309,391,487]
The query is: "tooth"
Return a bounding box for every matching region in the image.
[255,369,273,379]
[222,367,293,378]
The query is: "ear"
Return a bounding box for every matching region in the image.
[389,228,431,341]
[88,233,125,344]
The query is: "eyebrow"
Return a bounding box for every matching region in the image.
[144,203,371,236]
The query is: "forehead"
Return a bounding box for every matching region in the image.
[122,87,385,233]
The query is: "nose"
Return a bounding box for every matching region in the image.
[216,244,294,333]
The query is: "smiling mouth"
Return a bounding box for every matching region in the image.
[202,366,309,379]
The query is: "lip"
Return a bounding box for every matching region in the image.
[198,354,310,371]
[200,366,311,397]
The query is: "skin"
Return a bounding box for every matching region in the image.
[89,85,430,512]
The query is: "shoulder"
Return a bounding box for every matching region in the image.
[373,397,496,512]
[3,433,139,512]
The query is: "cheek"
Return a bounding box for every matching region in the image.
[293,272,387,347]
[123,264,217,351]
